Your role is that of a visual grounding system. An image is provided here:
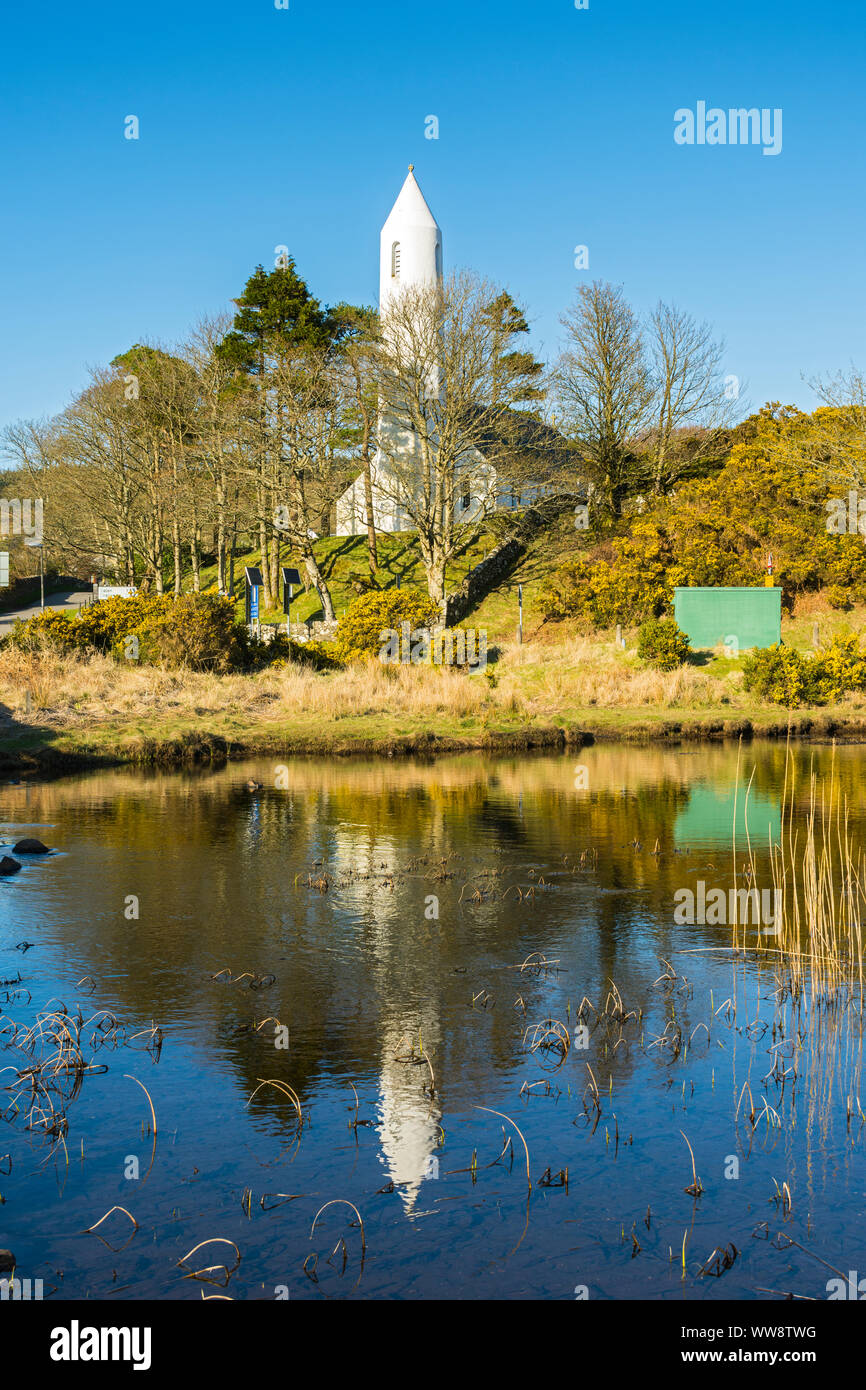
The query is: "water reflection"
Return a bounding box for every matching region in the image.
[0,743,863,1298]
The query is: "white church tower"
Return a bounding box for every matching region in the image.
[333,166,549,545]
[335,167,443,536]
[380,164,443,311]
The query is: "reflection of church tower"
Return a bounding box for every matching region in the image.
[328,826,443,1212]
[377,1018,442,1214]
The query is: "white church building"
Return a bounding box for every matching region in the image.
[334,167,545,538]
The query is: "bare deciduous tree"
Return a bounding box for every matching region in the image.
[374,272,545,609]
[804,368,866,490]
[555,281,654,517]
[331,303,381,574]
[267,345,357,623]
[645,302,733,494]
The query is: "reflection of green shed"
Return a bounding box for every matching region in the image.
[674,586,781,651]
[675,786,780,848]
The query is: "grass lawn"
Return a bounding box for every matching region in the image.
[197,527,506,629]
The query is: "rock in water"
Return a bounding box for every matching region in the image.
[13,838,50,854]
[0,857,21,876]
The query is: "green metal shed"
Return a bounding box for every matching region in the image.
[673,586,781,651]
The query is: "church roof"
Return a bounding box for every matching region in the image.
[470,407,582,491]
[382,166,441,234]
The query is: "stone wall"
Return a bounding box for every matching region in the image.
[443,497,579,627]
[288,619,340,642]
[444,538,523,627]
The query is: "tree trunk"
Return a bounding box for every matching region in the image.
[425,552,448,619]
[190,525,201,593]
[302,545,336,623]
[152,516,165,594]
[258,504,272,609]
[172,517,182,595]
[216,477,226,592]
[269,531,279,608]
[363,450,378,572]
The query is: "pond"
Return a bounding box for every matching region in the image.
[0,742,864,1301]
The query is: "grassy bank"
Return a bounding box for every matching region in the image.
[1,635,865,772]
[198,509,581,639]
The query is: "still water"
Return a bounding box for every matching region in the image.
[0,743,864,1300]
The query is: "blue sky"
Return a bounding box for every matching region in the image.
[1,0,863,431]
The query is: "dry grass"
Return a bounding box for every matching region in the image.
[0,639,750,738]
[0,646,494,726]
[504,637,748,708]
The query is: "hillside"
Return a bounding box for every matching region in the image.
[194,505,590,641]
[196,502,866,667]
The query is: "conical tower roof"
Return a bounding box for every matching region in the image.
[382,165,440,235]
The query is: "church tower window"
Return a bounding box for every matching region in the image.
[391,242,401,278]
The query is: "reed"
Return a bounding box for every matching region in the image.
[733,740,866,1005]
[679,1130,704,1197]
[310,1200,366,1260]
[178,1238,241,1286]
[474,1106,532,1190]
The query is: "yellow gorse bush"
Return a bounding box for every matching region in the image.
[335,589,441,663]
[542,406,866,628]
[4,593,249,672]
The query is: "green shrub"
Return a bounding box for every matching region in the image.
[74,594,169,652]
[811,634,866,702]
[541,557,596,625]
[4,608,78,653]
[542,522,672,628]
[543,410,866,628]
[4,592,257,672]
[119,595,246,672]
[825,584,853,610]
[742,636,866,706]
[637,617,691,671]
[742,644,809,704]
[5,593,182,656]
[335,589,440,662]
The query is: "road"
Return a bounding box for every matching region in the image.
[0,588,93,634]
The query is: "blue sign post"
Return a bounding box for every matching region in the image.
[244,566,263,636]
